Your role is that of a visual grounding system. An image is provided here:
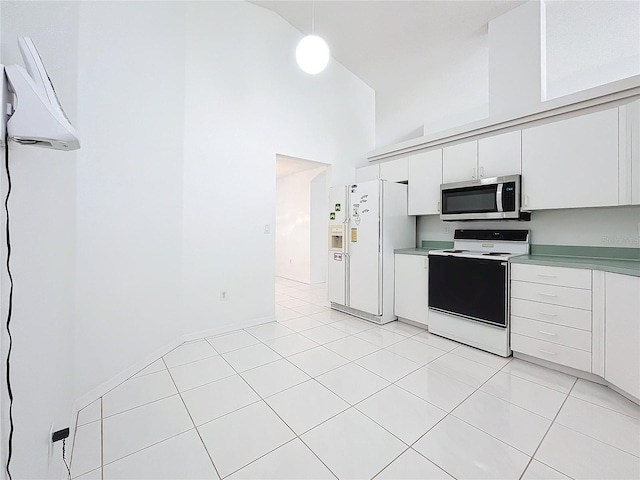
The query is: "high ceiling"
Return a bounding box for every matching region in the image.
[253,1,524,94]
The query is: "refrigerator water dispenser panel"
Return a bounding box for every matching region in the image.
[329,225,346,251]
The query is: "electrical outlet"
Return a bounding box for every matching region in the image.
[444,225,449,234]
[264,224,270,234]
[52,428,69,443]
[220,290,227,301]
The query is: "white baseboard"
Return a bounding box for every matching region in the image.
[70,314,276,422]
[182,315,274,343]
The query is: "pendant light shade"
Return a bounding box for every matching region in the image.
[296,34,329,74]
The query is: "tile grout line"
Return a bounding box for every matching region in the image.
[69,408,80,478]
[547,397,640,459]
[568,387,640,420]
[162,354,221,478]
[401,361,513,479]
[212,341,341,480]
[101,392,184,422]
[517,376,579,480]
[100,397,103,480]
[161,356,222,480]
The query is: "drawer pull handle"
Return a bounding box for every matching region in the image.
[538,274,557,278]
[539,311,558,317]
[538,293,558,298]
[539,349,557,356]
[539,331,557,337]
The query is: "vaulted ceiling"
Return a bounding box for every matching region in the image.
[253,1,524,96]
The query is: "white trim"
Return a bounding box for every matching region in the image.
[514,351,640,406]
[591,270,606,377]
[369,75,640,162]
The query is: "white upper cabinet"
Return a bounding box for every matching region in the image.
[619,99,640,205]
[521,107,619,210]
[634,101,640,205]
[604,272,640,400]
[478,130,522,178]
[407,149,443,216]
[443,133,521,184]
[356,164,380,182]
[379,157,409,183]
[442,140,477,183]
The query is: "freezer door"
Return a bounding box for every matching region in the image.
[328,251,347,305]
[327,185,348,305]
[348,181,382,315]
[328,185,348,224]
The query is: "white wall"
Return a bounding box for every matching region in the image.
[0,2,78,478]
[310,170,328,284]
[74,1,186,398]
[417,206,640,248]
[488,1,542,117]
[0,1,375,478]
[181,1,374,333]
[276,166,326,283]
[544,0,640,100]
[375,36,489,148]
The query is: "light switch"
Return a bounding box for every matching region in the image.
[264,224,270,234]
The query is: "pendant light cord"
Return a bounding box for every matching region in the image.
[312,1,315,34]
[4,139,14,480]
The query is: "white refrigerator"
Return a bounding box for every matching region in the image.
[328,180,415,324]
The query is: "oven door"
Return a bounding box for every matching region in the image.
[428,254,508,327]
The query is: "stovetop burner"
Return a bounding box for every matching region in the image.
[443,249,469,253]
[483,252,510,256]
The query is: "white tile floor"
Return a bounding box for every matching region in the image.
[70,277,640,480]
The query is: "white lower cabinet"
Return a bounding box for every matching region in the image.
[512,264,640,402]
[394,254,428,326]
[510,264,593,373]
[604,272,640,400]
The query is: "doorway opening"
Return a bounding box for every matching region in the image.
[275,154,329,285]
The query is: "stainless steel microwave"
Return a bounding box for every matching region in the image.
[440,174,530,221]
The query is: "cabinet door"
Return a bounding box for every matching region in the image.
[380,158,408,183]
[604,273,640,399]
[407,149,443,215]
[478,130,521,179]
[356,164,380,182]
[521,108,619,210]
[443,140,478,183]
[394,254,428,326]
[629,101,640,205]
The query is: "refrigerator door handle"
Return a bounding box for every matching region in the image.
[344,251,350,307]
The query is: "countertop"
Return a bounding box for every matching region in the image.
[511,254,640,277]
[394,248,432,256]
[395,242,640,277]
[395,241,454,256]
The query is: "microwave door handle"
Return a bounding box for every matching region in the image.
[496,184,504,213]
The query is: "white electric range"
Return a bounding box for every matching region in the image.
[427,229,530,357]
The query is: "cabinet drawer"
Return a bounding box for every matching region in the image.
[511,316,591,351]
[511,264,591,289]
[511,298,591,330]
[511,333,591,372]
[511,280,591,310]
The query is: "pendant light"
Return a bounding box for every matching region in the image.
[296,2,329,74]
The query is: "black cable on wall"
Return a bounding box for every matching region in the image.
[4,139,14,480]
